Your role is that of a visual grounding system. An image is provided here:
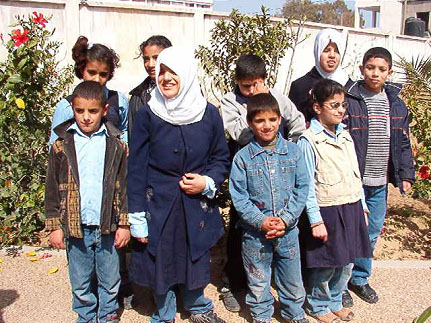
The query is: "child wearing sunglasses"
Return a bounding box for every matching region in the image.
[297,79,372,323]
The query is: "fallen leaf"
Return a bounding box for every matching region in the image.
[48,267,58,274]
[30,257,39,262]
[0,258,3,263]
[26,251,36,257]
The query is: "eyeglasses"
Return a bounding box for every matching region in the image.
[323,101,348,110]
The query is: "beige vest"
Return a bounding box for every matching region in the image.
[302,128,362,207]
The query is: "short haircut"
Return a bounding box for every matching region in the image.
[139,35,172,56]
[246,93,280,122]
[72,81,107,107]
[362,47,392,68]
[235,54,267,81]
[306,79,345,120]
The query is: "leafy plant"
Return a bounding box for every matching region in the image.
[0,12,74,245]
[397,56,431,199]
[195,6,295,102]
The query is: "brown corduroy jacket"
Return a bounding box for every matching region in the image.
[44,119,128,238]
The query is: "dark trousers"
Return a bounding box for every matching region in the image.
[223,206,248,293]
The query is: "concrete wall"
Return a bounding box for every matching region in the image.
[2,0,431,99]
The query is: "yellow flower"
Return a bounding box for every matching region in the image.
[15,98,25,109]
[48,267,59,274]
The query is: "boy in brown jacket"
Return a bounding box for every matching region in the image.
[45,81,130,323]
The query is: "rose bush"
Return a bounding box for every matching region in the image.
[0,13,74,245]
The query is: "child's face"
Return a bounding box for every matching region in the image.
[143,45,164,80]
[72,97,108,137]
[236,77,266,98]
[247,110,281,144]
[82,60,110,87]
[360,57,392,93]
[313,93,346,132]
[158,63,180,99]
[320,42,341,73]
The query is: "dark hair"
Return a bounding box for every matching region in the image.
[305,79,345,120]
[139,35,172,57]
[235,54,267,81]
[72,36,120,80]
[72,81,107,107]
[362,47,392,68]
[246,93,280,122]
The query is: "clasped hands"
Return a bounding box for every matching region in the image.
[261,217,286,239]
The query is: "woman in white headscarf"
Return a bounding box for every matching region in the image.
[289,28,352,120]
[127,47,229,323]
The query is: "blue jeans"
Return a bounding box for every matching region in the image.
[151,285,213,322]
[305,264,353,316]
[67,226,120,323]
[350,184,388,285]
[242,227,306,322]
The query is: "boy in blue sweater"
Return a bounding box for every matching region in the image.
[343,47,415,306]
[229,93,310,323]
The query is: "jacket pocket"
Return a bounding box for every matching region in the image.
[316,171,342,186]
[246,168,265,195]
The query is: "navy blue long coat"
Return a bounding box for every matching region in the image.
[128,103,230,262]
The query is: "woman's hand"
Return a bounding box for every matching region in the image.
[114,226,131,248]
[179,173,206,194]
[311,223,328,242]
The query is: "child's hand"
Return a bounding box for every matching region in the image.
[364,209,370,226]
[265,229,285,240]
[135,237,148,244]
[402,180,412,194]
[255,80,269,95]
[311,223,328,242]
[49,229,65,249]
[179,173,206,195]
[261,217,286,239]
[114,226,131,248]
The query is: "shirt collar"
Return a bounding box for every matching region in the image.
[309,118,345,138]
[67,122,109,138]
[248,134,289,158]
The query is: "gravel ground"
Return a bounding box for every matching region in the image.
[1,246,431,323]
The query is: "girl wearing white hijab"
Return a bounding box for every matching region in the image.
[289,28,351,119]
[128,46,229,323]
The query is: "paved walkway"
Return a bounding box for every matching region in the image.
[1,246,430,323]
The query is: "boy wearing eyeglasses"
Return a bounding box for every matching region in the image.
[342,47,415,306]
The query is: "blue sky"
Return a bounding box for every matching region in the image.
[213,0,355,14]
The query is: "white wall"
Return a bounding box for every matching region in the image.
[2,0,431,98]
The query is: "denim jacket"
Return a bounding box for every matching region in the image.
[229,135,310,232]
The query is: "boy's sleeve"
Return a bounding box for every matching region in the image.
[273,90,306,143]
[44,141,63,231]
[276,144,311,228]
[118,92,129,144]
[220,93,254,147]
[201,106,231,188]
[229,155,266,231]
[117,140,129,226]
[398,100,415,184]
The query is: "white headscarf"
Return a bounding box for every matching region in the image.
[148,46,207,125]
[314,28,349,86]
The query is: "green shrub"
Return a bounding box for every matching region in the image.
[0,12,74,245]
[397,56,431,199]
[195,7,294,102]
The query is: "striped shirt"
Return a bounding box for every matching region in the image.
[360,85,390,186]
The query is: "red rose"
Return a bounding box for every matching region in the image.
[419,165,430,179]
[11,29,29,46]
[32,12,48,28]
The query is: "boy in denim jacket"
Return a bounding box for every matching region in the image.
[229,93,310,323]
